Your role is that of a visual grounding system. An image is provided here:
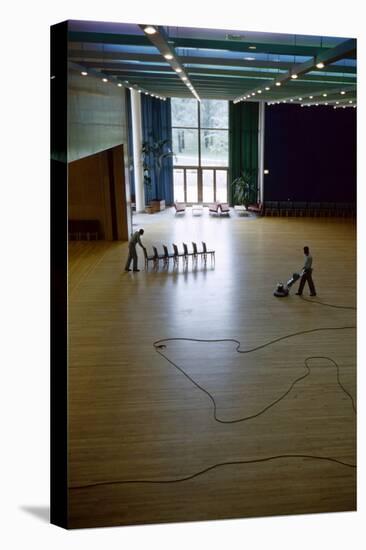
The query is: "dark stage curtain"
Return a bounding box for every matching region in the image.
[125,89,135,200]
[229,102,259,205]
[141,96,174,205]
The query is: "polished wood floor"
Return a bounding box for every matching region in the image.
[68,209,356,528]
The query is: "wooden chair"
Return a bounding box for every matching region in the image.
[163,245,176,265]
[183,243,195,262]
[202,241,215,263]
[192,242,204,261]
[153,246,167,267]
[173,243,187,264]
[143,247,158,270]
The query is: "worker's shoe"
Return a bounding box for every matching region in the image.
[295,292,302,295]
[310,293,317,296]
[125,269,131,272]
[133,269,140,272]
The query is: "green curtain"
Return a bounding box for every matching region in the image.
[229,101,259,205]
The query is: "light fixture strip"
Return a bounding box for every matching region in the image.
[139,23,200,101]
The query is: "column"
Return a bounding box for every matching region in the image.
[130,89,145,212]
[258,101,265,204]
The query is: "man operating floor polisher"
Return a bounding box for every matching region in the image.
[273,272,301,297]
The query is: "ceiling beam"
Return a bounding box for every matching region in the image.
[233,38,356,103]
[68,49,356,75]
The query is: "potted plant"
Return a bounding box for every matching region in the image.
[142,137,175,212]
[231,170,258,210]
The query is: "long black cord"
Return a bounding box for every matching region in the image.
[298,295,356,310]
[70,325,356,490]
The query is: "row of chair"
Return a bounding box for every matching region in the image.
[143,242,215,269]
[264,201,356,217]
[208,202,230,216]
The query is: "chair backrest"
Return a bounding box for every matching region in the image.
[173,244,179,256]
[163,245,169,257]
[142,247,148,259]
[202,242,207,253]
[220,203,230,212]
[153,246,159,258]
[183,243,188,255]
[192,242,198,254]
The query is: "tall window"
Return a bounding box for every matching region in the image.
[171,98,229,203]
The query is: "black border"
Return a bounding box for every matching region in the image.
[50,20,68,529]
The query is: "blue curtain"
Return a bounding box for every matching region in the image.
[141,96,174,205]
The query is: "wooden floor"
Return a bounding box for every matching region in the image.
[68,209,356,528]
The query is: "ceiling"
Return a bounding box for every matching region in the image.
[68,20,357,107]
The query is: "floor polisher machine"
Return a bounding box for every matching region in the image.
[273,271,303,297]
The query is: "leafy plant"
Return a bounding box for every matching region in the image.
[142,137,175,200]
[231,170,258,209]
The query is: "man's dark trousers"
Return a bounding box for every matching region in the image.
[298,268,316,295]
[125,243,138,271]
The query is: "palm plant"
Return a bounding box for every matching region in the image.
[231,169,258,209]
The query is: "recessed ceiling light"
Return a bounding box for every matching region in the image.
[290,99,294,102]
[291,74,298,79]
[315,103,319,106]
[182,76,188,81]
[251,92,256,96]
[81,71,88,76]
[144,26,157,35]
[309,95,313,99]
[125,81,129,84]
[316,62,325,69]
[340,90,346,95]
[275,82,281,86]
[336,101,339,104]
[175,68,182,73]
[117,83,122,87]
[322,93,327,97]
[349,100,353,103]
[257,90,262,93]
[265,87,270,91]
[164,54,173,60]
[325,102,328,105]
[102,78,108,82]
[244,57,255,61]
[298,97,303,100]
[248,45,257,49]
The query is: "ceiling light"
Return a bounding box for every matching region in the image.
[349,100,353,103]
[322,93,327,97]
[81,71,88,76]
[164,54,173,60]
[315,103,319,106]
[182,76,188,81]
[340,90,346,95]
[102,78,108,82]
[298,97,303,100]
[316,62,325,69]
[144,26,157,35]
[175,68,182,73]
[248,45,257,49]
[325,102,328,105]
[117,83,122,87]
[244,57,255,61]
[125,81,129,84]
[257,90,262,93]
[336,101,339,104]
[275,82,281,86]
[291,74,298,79]
[290,99,294,102]
[309,95,313,99]
[251,92,256,96]
[265,87,270,91]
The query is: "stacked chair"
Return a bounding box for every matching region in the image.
[264,201,355,218]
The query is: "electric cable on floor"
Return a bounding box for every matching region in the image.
[70,325,356,490]
[298,296,356,310]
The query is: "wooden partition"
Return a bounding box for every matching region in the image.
[68,144,131,241]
